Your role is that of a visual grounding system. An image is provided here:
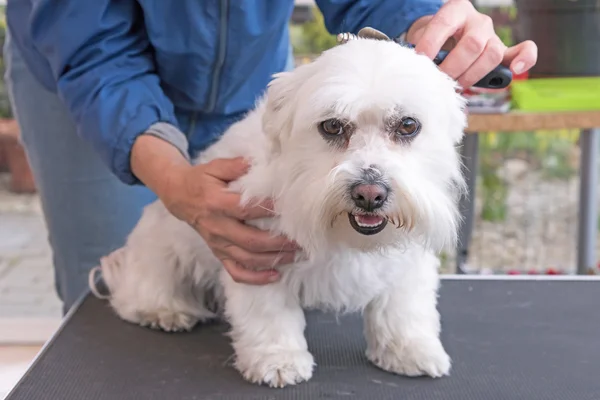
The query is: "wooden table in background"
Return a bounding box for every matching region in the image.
[466,110,600,133]
[457,110,600,275]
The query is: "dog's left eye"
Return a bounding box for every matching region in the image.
[395,117,421,138]
[319,119,344,136]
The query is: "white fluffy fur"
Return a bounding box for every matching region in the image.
[95,38,467,388]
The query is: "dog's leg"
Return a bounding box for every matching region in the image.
[363,252,450,378]
[96,202,219,332]
[101,246,218,332]
[222,272,314,388]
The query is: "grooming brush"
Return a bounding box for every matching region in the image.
[337,27,513,90]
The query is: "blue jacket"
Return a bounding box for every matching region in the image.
[7,0,442,185]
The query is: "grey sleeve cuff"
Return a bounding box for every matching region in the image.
[143,122,190,162]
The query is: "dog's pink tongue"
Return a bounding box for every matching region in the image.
[355,215,384,225]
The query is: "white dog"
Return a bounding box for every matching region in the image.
[91,36,467,388]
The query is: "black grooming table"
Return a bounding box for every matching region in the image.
[7,276,600,400]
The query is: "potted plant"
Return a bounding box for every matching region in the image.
[0,7,36,193]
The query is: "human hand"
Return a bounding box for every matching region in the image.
[407,0,538,88]
[130,135,298,285]
[162,157,300,285]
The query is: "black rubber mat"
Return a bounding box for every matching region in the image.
[7,279,600,400]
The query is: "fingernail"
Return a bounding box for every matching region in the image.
[513,61,525,75]
[268,271,280,282]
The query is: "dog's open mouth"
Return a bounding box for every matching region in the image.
[348,213,387,235]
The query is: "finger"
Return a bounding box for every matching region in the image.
[203,157,250,182]
[221,259,280,285]
[438,16,496,81]
[221,245,297,270]
[217,192,276,220]
[214,217,300,252]
[456,38,506,88]
[413,1,470,59]
[502,40,538,75]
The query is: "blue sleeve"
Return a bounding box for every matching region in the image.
[26,0,179,185]
[315,0,443,40]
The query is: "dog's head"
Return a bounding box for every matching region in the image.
[261,38,467,257]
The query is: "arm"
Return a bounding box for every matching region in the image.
[315,0,443,40]
[315,0,537,89]
[25,0,188,185]
[21,0,299,284]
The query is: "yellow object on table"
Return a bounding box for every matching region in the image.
[511,77,600,112]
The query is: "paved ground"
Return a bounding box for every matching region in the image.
[0,173,59,398]
[0,214,61,319]
[0,173,62,334]
[0,174,61,399]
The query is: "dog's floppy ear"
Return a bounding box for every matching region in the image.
[262,71,295,151]
[262,62,316,153]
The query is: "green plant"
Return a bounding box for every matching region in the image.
[291,7,337,56]
[496,26,514,47]
[479,153,509,222]
[477,5,518,47]
[0,6,12,119]
[476,129,580,222]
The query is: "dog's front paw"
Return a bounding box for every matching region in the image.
[367,336,451,378]
[235,350,315,388]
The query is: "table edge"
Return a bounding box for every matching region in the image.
[439,274,600,281]
[4,289,89,399]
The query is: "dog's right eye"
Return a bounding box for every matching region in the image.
[396,117,420,137]
[319,119,344,136]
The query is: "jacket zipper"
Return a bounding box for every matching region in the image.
[207,0,229,112]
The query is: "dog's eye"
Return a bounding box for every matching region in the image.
[396,117,420,138]
[319,119,344,136]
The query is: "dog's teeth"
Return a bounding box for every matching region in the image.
[354,215,385,228]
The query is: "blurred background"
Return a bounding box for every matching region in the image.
[290,0,600,276]
[1,0,599,397]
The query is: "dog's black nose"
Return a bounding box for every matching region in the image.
[351,183,388,211]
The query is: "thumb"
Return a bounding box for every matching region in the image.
[203,157,250,182]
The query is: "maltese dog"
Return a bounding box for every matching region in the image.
[91,35,467,388]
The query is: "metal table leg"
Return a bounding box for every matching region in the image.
[577,128,599,275]
[456,133,479,274]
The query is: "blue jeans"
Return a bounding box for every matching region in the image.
[3,31,296,315]
[3,32,157,314]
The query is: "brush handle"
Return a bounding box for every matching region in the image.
[396,40,513,89]
[433,49,513,89]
